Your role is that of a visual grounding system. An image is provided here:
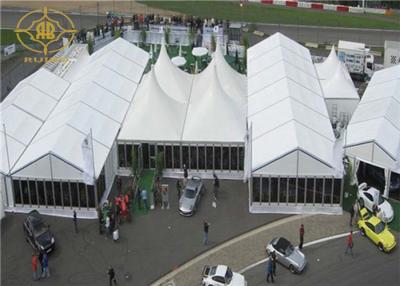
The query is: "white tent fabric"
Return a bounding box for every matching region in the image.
[345,65,400,172]
[9,38,149,180]
[315,46,351,81]
[247,33,341,177]
[0,69,70,175]
[119,67,187,142]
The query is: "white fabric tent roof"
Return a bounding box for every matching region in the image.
[119,44,247,144]
[345,64,400,171]
[320,64,359,100]
[0,69,70,174]
[8,38,149,179]
[247,33,341,176]
[315,46,351,81]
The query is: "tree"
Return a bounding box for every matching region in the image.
[140,27,147,47]
[211,33,216,52]
[114,29,121,39]
[131,147,139,179]
[164,27,171,45]
[87,37,94,55]
[155,151,164,177]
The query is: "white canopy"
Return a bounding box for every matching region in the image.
[345,65,400,171]
[315,46,351,81]
[8,38,149,180]
[247,33,341,177]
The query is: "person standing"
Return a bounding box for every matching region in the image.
[32,252,38,281]
[299,224,305,250]
[38,250,44,277]
[345,230,354,257]
[213,173,219,199]
[203,220,210,245]
[41,252,50,278]
[349,202,355,227]
[141,189,148,211]
[73,210,78,233]
[176,179,182,201]
[266,258,274,283]
[271,250,277,276]
[98,208,104,235]
[353,201,359,221]
[183,164,188,187]
[105,214,111,236]
[107,266,117,286]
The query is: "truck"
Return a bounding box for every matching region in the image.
[338,40,374,80]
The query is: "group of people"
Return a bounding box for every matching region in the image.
[31,251,49,281]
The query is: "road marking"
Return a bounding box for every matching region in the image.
[238,231,359,274]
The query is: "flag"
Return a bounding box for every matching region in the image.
[81,133,94,185]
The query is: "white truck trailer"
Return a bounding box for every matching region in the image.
[338,40,374,80]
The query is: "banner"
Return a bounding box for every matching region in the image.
[81,133,94,185]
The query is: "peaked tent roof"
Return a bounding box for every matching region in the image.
[321,64,359,100]
[315,46,351,81]
[247,33,341,176]
[345,65,400,171]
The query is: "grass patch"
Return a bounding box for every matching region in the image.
[140,1,400,30]
[0,28,39,46]
[388,198,400,232]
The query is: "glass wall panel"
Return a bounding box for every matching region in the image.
[306,178,314,204]
[190,146,197,170]
[126,144,132,167]
[222,147,229,170]
[173,146,181,169]
[333,179,342,204]
[149,144,156,168]
[279,178,288,204]
[252,177,260,203]
[182,146,189,169]
[165,145,173,168]
[270,178,278,202]
[214,146,221,170]
[45,181,54,206]
[239,147,244,170]
[133,145,139,169]
[231,147,238,171]
[71,182,79,207]
[297,178,306,204]
[79,183,87,208]
[21,180,29,205]
[37,181,46,205]
[118,144,126,167]
[261,177,270,203]
[324,179,333,205]
[87,185,95,208]
[315,178,324,204]
[206,147,213,170]
[62,182,70,207]
[29,181,37,205]
[142,143,149,169]
[198,147,205,170]
[13,180,22,204]
[54,182,62,206]
[288,178,296,203]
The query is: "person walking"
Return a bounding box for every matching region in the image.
[299,224,305,250]
[183,164,188,187]
[107,266,117,286]
[203,220,210,245]
[349,202,355,227]
[345,230,354,257]
[73,210,78,233]
[32,252,38,281]
[176,179,182,200]
[41,252,50,278]
[141,189,148,211]
[213,173,219,199]
[271,250,277,276]
[266,258,274,283]
[105,214,111,236]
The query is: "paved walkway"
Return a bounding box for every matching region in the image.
[153,213,352,286]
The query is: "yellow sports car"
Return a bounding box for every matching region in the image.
[357,208,396,252]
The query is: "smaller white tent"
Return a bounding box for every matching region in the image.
[320,64,359,123]
[315,46,351,81]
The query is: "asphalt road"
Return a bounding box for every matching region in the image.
[1,179,287,286]
[244,232,400,286]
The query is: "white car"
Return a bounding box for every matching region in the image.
[357,183,394,222]
[202,265,247,286]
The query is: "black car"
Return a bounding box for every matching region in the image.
[23,210,55,253]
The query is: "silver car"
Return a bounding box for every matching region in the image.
[266,237,307,273]
[178,176,204,216]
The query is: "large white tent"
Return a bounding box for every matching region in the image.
[345,64,400,171]
[247,33,343,213]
